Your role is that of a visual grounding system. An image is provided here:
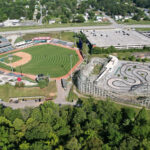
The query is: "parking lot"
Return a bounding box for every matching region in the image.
[83,29,150,49]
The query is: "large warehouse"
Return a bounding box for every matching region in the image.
[83,29,150,49]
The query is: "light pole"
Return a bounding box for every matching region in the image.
[70,54,73,80]
[8,55,13,73]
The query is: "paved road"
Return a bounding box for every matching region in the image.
[0,24,150,35]
[54,80,76,105]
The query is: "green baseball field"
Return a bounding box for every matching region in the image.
[0,44,79,78]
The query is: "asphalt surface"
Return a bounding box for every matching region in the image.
[54,80,76,105]
[0,24,150,35]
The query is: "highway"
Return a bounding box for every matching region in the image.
[0,24,150,35]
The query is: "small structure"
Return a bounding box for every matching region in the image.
[3,19,20,27]
[36,74,49,82]
[61,79,67,90]
[49,20,56,24]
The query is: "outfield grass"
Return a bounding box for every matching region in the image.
[0,81,57,102]
[0,44,79,77]
[0,22,110,32]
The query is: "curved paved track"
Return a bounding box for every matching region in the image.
[108,63,150,91]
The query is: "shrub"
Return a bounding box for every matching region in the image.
[15,82,25,88]
[124,76,127,80]
[38,77,49,89]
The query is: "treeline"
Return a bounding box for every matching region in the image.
[0,0,36,22]
[92,46,150,54]
[79,0,144,16]
[0,0,149,23]
[0,99,150,149]
[133,0,150,8]
[37,0,78,23]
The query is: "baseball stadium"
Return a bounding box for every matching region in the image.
[0,37,83,80]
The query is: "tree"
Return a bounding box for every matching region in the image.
[65,137,81,150]
[61,15,68,23]
[19,142,30,150]
[73,15,85,23]
[36,12,41,21]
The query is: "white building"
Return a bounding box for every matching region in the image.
[3,19,20,27]
[0,23,4,27]
[96,16,102,22]
[84,13,89,22]
[49,20,56,24]
[114,15,123,21]
[95,55,118,82]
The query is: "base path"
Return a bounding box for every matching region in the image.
[0,68,36,80]
[8,52,32,68]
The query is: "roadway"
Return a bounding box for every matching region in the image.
[0,24,150,35]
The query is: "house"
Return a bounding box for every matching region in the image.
[96,16,102,22]
[114,15,123,21]
[84,13,89,22]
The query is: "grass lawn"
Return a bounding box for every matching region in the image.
[14,37,24,43]
[0,22,111,32]
[90,51,150,62]
[22,31,76,42]
[67,86,78,102]
[117,19,150,25]
[91,64,103,75]
[0,44,79,77]
[0,81,57,102]
[136,28,150,31]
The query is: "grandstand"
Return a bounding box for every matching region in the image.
[0,36,14,54]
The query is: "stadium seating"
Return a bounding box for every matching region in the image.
[0,36,14,54]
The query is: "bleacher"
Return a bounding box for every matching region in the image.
[0,36,14,54]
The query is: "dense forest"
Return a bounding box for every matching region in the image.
[0,0,36,21]
[0,99,150,150]
[0,0,149,22]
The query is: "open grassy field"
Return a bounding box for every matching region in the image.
[21,32,76,43]
[136,28,150,31]
[117,19,150,25]
[0,81,57,102]
[0,44,79,77]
